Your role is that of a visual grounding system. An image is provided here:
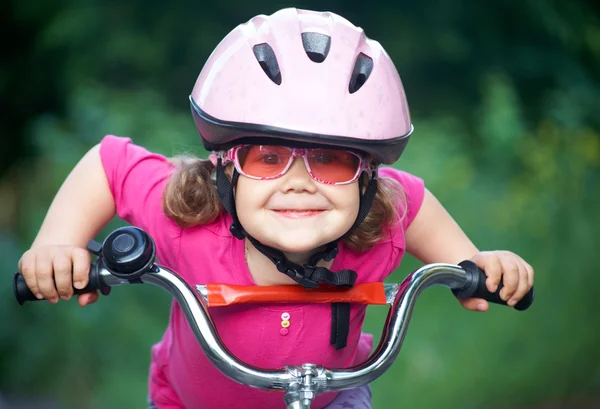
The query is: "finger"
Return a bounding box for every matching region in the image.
[72,248,91,290]
[524,262,535,287]
[19,252,43,300]
[475,255,502,293]
[77,291,99,307]
[499,261,520,301]
[508,263,531,307]
[53,253,73,300]
[459,297,489,312]
[36,253,59,303]
[514,255,535,287]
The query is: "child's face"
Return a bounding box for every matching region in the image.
[235,156,360,254]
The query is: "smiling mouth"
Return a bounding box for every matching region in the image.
[271,209,326,218]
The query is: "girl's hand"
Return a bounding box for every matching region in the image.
[18,245,99,307]
[459,251,534,312]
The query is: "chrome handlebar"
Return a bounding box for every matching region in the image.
[95,262,475,408]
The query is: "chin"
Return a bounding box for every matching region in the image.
[256,234,332,254]
[268,239,326,253]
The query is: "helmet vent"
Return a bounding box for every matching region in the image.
[301,32,331,63]
[253,43,282,85]
[349,53,373,94]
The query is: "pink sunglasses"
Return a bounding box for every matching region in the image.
[220,145,372,185]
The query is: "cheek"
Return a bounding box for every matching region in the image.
[234,177,272,230]
[235,178,262,212]
[325,184,360,219]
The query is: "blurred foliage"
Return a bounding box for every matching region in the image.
[1,0,599,408]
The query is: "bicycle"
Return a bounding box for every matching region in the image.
[13,226,534,409]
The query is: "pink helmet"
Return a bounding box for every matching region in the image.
[190,8,413,164]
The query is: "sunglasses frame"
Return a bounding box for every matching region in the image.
[219,144,373,185]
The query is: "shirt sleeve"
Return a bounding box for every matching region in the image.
[99,135,181,265]
[378,167,425,231]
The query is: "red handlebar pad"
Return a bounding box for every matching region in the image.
[205,282,388,307]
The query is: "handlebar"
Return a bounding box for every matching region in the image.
[12,227,534,409]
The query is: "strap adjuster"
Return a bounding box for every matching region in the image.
[229,222,245,240]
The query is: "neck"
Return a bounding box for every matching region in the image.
[282,248,320,266]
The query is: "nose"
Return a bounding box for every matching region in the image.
[280,156,317,193]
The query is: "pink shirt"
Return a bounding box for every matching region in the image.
[100,135,425,409]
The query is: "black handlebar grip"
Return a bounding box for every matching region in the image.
[13,263,111,305]
[452,260,534,311]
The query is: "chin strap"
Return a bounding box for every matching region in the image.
[246,235,357,289]
[215,157,378,349]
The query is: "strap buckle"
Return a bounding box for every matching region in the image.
[275,261,319,289]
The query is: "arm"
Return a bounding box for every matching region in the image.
[19,144,115,305]
[405,188,534,311]
[32,144,115,248]
[405,188,478,264]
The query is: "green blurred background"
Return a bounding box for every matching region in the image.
[1,0,599,408]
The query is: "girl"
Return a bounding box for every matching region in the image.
[18,8,534,409]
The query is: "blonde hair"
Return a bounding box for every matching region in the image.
[162,156,406,252]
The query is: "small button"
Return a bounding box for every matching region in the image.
[280,328,289,336]
[113,234,135,253]
[281,320,290,328]
[281,312,290,320]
